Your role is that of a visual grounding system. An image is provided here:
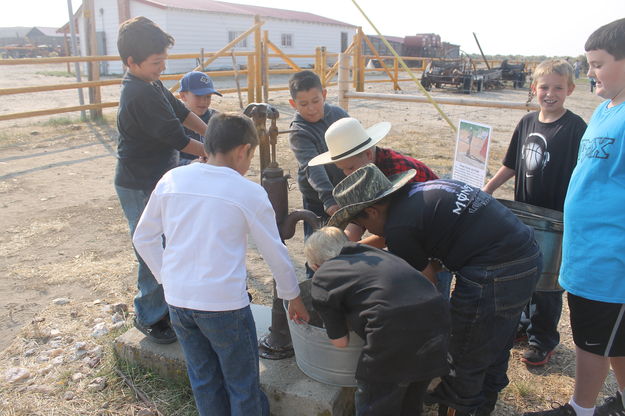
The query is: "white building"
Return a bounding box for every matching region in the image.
[69,0,356,75]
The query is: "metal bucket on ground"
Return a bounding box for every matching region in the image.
[285,280,364,387]
[498,199,563,291]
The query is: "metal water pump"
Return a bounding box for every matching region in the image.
[244,103,321,352]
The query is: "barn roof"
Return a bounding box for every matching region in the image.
[28,27,65,38]
[135,0,356,27]
[0,27,31,39]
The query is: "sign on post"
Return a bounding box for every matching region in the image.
[452,120,492,188]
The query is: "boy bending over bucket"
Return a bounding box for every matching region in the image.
[305,226,450,416]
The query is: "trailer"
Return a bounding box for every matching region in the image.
[420,59,502,94]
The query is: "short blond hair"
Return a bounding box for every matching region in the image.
[532,59,575,88]
[304,227,348,268]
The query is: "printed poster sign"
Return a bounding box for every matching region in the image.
[452,120,492,188]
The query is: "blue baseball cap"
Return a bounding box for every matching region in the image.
[180,71,222,96]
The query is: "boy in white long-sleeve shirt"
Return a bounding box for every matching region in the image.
[133,112,309,416]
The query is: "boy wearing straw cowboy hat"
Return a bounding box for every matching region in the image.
[328,164,542,416]
[308,117,437,188]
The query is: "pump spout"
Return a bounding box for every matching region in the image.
[279,209,322,241]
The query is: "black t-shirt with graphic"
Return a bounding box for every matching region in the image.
[384,180,534,272]
[311,243,450,383]
[503,110,587,211]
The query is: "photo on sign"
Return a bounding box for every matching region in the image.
[452,120,493,188]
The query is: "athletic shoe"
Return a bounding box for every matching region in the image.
[523,403,576,415]
[133,317,177,344]
[521,345,554,366]
[594,391,625,415]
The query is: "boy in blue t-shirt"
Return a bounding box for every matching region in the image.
[484,59,587,368]
[524,18,625,416]
[115,17,208,344]
[178,71,222,165]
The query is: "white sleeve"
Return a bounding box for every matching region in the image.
[132,191,165,284]
[248,192,300,301]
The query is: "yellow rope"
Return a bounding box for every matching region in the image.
[351,0,458,133]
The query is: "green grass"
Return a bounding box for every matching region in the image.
[42,116,78,126]
[114,356,197,416]
[36,70,75,77]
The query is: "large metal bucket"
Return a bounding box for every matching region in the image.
[284,280,364,387]
[498,199,563,291]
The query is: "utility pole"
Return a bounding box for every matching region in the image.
[67,0,86,121]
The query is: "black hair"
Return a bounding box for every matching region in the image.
[117,16,174,66]
[204,112,259,155]
[288,70,323,99]
[585,18,625,60]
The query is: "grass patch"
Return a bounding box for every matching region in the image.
[42,116,78,127]
[35,71,75,78]
[114,356,197,416]
[510,380,539,398]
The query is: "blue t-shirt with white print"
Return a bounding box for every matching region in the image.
[559,100,625,303]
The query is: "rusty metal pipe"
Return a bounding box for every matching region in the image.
[279,209,322,241]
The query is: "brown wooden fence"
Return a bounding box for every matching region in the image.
[0,19,536,122]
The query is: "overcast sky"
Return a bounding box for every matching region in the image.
[2,0,624,57]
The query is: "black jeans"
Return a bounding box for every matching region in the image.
[355,379,430,416]
[432,244,542,413]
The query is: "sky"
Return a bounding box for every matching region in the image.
[2,0,624,57]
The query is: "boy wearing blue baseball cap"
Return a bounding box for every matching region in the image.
[178,71,223,165]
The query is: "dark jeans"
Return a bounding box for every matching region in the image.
[356,379,430,416]
[169,305,269,416]
[432,244,542,413]
[115,184,168,327]
[518,290,563,351]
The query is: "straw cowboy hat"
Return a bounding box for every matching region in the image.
[308,118,391,166]
[328,163,416,229]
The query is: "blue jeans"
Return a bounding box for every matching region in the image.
[432,244,542,412]
[436,271,453,299]
[518,290,563,351]
[115,184,168,327]
[356,379,430,416]
[168,305,269,416]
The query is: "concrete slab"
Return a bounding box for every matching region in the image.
[114,304,355,416]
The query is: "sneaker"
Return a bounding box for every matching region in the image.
[523,403,576,415]
[595,391,625,415]
[521,345,554,366]
[134,317,177,344]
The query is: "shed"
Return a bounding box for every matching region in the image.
[66,0,357,75]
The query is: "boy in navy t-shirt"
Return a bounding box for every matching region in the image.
[115,17,208,343]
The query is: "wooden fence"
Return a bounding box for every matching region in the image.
[0,19,537,122]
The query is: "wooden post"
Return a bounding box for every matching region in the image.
[352,31,360,89]
[254,15,262,103]
[394,56,399,89]
[262,30,269,103]
[320,46,327,86]
[338,52,349,111]
[84,0,102,120]
[63,33,70,72]
[247,53,255,103]
[315,47,322,82]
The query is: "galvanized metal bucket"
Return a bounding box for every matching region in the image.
[498,199,563,292]
[284,280,364,387]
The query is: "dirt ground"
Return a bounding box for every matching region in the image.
[0,63,619,415]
